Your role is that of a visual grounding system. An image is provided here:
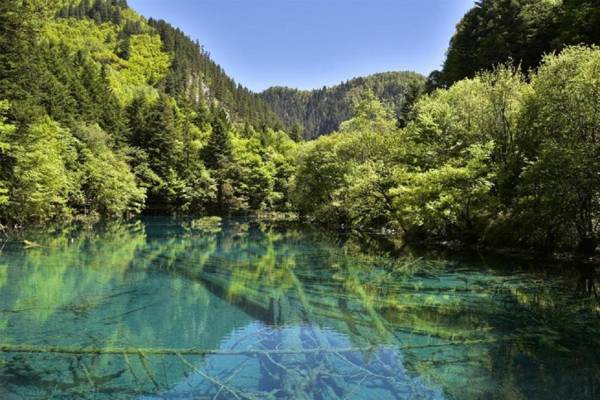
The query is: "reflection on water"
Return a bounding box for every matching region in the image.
[0,217,599,399]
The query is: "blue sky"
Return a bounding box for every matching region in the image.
[128,0,475,92]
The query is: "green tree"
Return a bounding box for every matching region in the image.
[391,144,497,242]
[203,109,232,170]
[516,46,600,252]
[76,124,145,217]
[289,121,303,141]
[229,148,274,210]
[5,117,76,222]
[344,161,404,230]
[0,101,14,206]
[291,134,350,224]
[340,91,397,135]
[441,0,599,85]
[202,109,233,211]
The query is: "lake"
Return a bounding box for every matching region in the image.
[0,217,599,399]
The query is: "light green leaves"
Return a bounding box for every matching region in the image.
[292,46,599,251]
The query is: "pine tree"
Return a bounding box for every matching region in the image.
[290,121,303,141]
[144,96,180,176]
[126,96,149,148]
[0,1,34,101]
[203,109,232,171]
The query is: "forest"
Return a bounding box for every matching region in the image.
[261,71,426,139]
[0,0,598,254]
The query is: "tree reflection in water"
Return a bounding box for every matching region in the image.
[0,217,598,399]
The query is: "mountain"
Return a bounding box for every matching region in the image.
[55,0,282,129]
[1,0,598,253]
[0,0,296,223]
[261,72,426,139]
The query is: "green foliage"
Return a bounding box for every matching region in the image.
[0,101,14,206]
[203,110,233,171]
[229,145,275,210]
[514,46,600,251]
[0,0,295,224]
[43,18,169,106]
[291,133,350,224]
[125,95,217,213]
[392,144,497,241]
[261,72,426,139]
[339,91,398,135]
[2,0,597,256]
[126,34,171,87]
[57,0,128,24]
[292,46,600,252]
[75,124,145,217]
[343,161,405,230]
[5,117,76,222]
[149,18,283,129]
[441,0,600,85]
[388,67,526,241]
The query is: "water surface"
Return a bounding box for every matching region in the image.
[0,217,599,399]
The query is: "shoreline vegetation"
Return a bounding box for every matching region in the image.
[0,1,598,257]
[2,214,598,271]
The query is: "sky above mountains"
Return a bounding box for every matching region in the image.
[128,0,475,92]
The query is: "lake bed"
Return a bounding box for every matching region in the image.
[0,217,598,399]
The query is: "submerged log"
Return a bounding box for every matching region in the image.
[0,340,495,357]
[0,344,379,357]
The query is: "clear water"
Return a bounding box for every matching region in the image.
[0,217,599,399]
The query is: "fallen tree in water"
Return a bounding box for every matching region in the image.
[0,340,494,356]
[0,344,378,356]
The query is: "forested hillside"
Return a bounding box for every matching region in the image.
[261,72,426,139]
[0,0,597,254]
[438,0,600,85]
[293,47,599,253]
[0,0,295,223]
[56,0,282,128]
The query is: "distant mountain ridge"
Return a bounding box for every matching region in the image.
[261,71,426,139]
[55,2,427,139]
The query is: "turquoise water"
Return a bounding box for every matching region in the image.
[0,217,599,399]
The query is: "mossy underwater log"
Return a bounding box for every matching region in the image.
[0,344,379,357]
[0,340,494,357]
